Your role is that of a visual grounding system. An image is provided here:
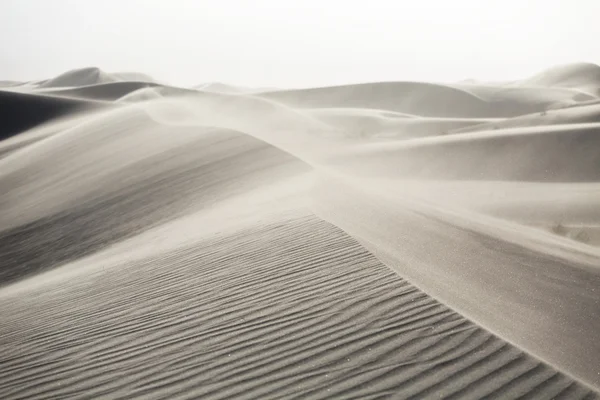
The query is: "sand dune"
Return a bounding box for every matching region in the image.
[0,80,24,88]
[452,103,600,133]
[520,62,600,94]
[35,81,164,101]
[259,80,592,118]
[315,174,600,390]
[306,108,498,139]
[39,67,156,89]
[260,82,494,117]
[2,210,596,399]
[1,63,599,398]
[40,67,119,88]
[193,82,277,94]
[323,124,600,186]
[0,89,107,141]
[0,128,304,285]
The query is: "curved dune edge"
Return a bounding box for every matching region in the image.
[1,63,600,398]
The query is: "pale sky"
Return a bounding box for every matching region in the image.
[1,0,599,88]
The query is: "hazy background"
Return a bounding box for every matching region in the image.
[1,0,599,87]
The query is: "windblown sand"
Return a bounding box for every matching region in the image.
[1,64,599,399]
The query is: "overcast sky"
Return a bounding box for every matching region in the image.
[2,0,599,87]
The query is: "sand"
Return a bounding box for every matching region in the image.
[0,64,599,399]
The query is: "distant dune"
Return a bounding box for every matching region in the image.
[452,103,600,133]
[521,62,600,93]
[39,67,157,88]
[193,82,277,94]
[1,63,599,399]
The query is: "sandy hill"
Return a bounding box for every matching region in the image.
[259,81,589,118]
[193,82,250,93]
[521,62,600,92]
[37,81,163,101]
[260,81,493,117]
[452,103,600,133]
[39,67,156,89]
[0,89,107,141]
[193,82,277,94]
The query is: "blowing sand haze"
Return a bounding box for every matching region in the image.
[0,61,599,399]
